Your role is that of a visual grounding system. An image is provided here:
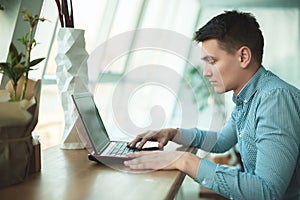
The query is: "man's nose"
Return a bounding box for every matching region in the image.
[202,63,212,77]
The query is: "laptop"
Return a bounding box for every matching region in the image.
[71,92,159,165]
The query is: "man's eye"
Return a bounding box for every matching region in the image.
[207,58,216,65]
[201,57,216,65]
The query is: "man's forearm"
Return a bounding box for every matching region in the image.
[176,152,201,180]
[170,128,201,179]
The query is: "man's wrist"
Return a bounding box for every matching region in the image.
[170,128,180,143]
[177,152,201,180]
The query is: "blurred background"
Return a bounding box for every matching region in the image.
[1,0,299,149]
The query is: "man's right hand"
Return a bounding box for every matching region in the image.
[127,128,180,150]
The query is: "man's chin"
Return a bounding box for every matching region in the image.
[214,87,226,94]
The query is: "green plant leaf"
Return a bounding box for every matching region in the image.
[29,57,45,67]
[0,62,10,68]
[9,43,19,59]
[10,52,22,65]
[0,63,13,80]
[21,9,31,21]
[32,39,37,47]
[18,33,29,47]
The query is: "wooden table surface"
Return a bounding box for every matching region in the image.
[0,143,195,200]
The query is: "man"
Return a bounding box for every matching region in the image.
[125,10,300,200]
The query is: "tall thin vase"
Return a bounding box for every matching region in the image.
[55,28,89,149]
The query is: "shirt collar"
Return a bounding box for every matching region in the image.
[232,66,267,105]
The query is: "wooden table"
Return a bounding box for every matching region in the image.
[0,143,195,200]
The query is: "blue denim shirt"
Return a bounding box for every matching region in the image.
[180,67,300,200]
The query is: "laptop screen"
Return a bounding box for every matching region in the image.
[72,93,110,153]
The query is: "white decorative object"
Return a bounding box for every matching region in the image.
[55,28,89,149]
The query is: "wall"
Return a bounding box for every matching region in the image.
[0,0,43,87]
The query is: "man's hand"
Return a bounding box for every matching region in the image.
[124,151,201,180]
[127,128,180,150]
[124,151,184,170]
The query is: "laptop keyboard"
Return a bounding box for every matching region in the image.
[101,142,139,157]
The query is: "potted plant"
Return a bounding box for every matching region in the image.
[184,65,226,126]
[0,8,45,188]
[0,9,45,102]
[184,66,225,111]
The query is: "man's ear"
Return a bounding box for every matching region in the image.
[238,46,251,69]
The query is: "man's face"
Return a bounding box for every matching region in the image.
[201,39,243,95]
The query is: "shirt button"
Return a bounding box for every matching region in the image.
[201,178,206,185]
[244,99,248,104]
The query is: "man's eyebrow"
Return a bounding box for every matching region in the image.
[201,55,209,60]
[201,55,216,60]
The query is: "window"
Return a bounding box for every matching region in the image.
[31,0,300,148]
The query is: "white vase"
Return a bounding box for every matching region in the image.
[55,28,89,149]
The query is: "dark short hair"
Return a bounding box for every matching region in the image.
[194,10,264,65]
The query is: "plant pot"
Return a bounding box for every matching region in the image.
[0,80,41,188]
